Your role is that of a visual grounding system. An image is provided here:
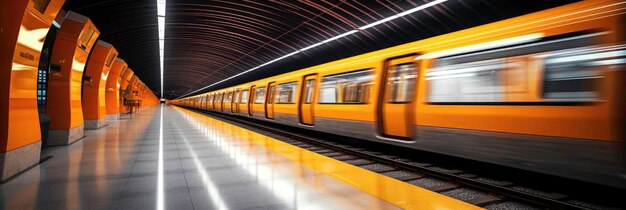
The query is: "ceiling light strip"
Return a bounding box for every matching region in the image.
[178,0,446,98]
[158,0,166,98]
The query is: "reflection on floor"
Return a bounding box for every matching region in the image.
[0,106,397,210]
[0,105,479,210]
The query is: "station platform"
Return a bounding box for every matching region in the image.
[0,105,478,210]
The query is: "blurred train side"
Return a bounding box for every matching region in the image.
[172,0,626,188]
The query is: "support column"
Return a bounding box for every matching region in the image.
[82,41,117,129]
[46,12,100,146]
[0,0,65,181]
[105,58,127,120]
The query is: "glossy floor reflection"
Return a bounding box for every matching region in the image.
[0,105,401,210]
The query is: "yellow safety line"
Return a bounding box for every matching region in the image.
[175,106,482,210]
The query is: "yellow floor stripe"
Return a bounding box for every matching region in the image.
[175,106,483,210]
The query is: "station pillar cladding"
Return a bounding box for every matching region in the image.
[82,41,117,129]
[0,0,64,181]
[118,68,134,113]
[46,12,100,146]
[105,58,127,120]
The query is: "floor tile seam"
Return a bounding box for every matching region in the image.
[174,107,475,210]
[169,114,198,210]
[115,113,153,208]
[15,116,133,210]
[21,183,64,210]
[171,107,269,210]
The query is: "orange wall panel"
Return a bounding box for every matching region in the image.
[47,12,100,130]
[82,41,117,121]
[0,0,64,152]
[106,58,127,114]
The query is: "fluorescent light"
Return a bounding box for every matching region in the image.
[398,0,447,17]
[158,0,166,98]
[322,30,358,43]
[359,0,447,30]
[157,0,166,16]
[298,42,324,52]
[178,0,447,99]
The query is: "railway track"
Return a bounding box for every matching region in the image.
[185,107,623,210]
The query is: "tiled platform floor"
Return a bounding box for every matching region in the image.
[0,105,401,210]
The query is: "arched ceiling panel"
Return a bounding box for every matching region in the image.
[62,0,161,96]
[164,0,577,99]
[62,0,577,99]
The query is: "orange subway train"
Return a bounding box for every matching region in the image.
[171,0,626,188]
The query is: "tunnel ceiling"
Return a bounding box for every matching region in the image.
[62,0,161,97]
[63,0,578,99]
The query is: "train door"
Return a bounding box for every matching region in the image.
[378,54,419,139]
[208,94,213,110]
[214,93,219,111]
[213,94,217,110]
[299,74,318,125]
[266,82,276,119]
[203,95,207,110]
[226,91,232,112]
[233,89,240,113]
[210,94,214,110]
[249,86,255,116]
[240,88,249,116]
[219,92,225,112]
[212,93,217,111]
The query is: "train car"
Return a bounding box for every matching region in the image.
[172,0,626,188]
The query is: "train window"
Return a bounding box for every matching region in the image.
[427,59,505,102]
[427,32,610,103]
[319,69,374,104]
[241,90,249,103]
[304,79,315,104]
[276,82,297,104]
[224,92,232,103]
[254,87,266,104]
[319,87,336,103]
[541,43,624,100]
[268,85,276,104]
[234,90,240,104]
[387,64,416,103]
